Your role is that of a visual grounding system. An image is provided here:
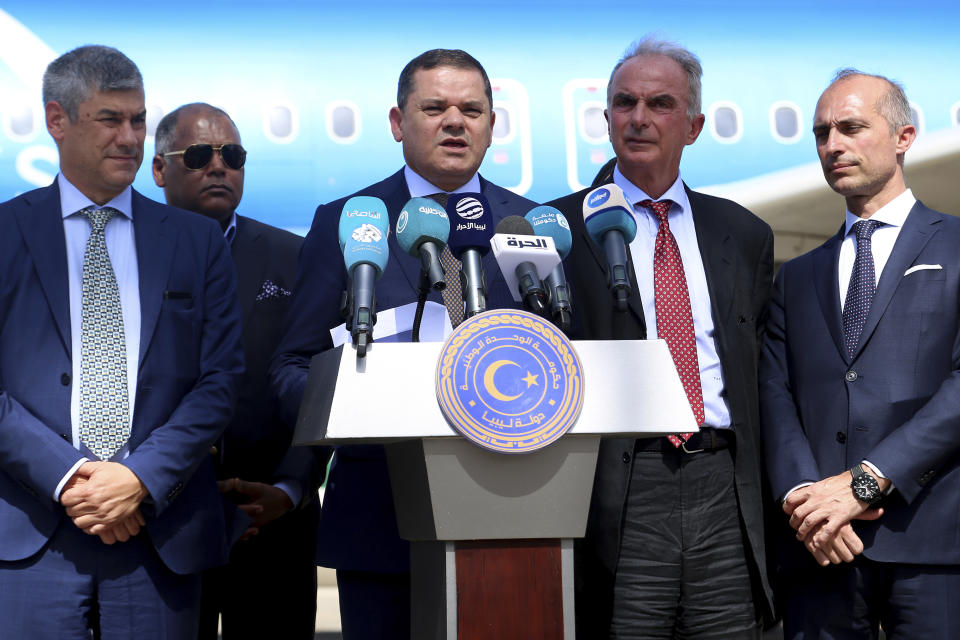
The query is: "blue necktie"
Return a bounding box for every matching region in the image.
[842,219,881,358]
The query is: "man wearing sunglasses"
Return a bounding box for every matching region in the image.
[0,47,243,638]
[270,49,537,638]
[152,102,317,640]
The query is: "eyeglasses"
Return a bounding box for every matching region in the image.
[163,143,247,171]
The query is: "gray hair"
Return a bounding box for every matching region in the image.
[397,49,492,111]
[42,45,143,122]
[609,36,702,120]
[154,102,238,156]
[829,68,913,132]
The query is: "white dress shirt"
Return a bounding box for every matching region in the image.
[613,166,732,430]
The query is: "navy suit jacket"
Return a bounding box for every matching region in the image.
[270,169,535,572]
[761,201,960,567]
[0,182,244,575]
[549,185,776,631]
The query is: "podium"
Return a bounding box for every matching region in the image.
[294,338,695,639]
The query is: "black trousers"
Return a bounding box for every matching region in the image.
[198,500,320,640]
[610,445,760,640]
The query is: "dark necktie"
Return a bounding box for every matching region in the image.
[842,219,881,358]
[78,206,130,460]
[428,192,465,327]
[640,199,703,447]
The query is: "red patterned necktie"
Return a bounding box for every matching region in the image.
[640,199,704,447]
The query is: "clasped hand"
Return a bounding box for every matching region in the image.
[783,471,885,566]
[60,461,148,545]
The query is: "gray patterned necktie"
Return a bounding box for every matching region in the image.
[428,193,465,327]
[78,206,130,460]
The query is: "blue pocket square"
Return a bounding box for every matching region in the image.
[255,279,291,301]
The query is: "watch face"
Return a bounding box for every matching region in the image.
[852,475,881,503]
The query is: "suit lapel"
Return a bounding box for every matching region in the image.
[133,191,175,367]
[855,203,938,357]
[15,183,72,354]
[689,189,736,324]
[232,216,264,323]
[812,227,847,360]
[382,171,421,295]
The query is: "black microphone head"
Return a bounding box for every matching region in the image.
[495,215,535,236]
[446,193,493,258]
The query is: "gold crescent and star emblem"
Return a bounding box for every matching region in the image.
[483,359,540,402]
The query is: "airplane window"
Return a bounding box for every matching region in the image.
[330,106,355,139]
[324,100,360,144]
[909,103,924,134]
[770,101,802,144]
[146,105,164,138]
[493,107,511,141]
[708,102,743,144]
[7,103,34,138]
[267,105,293,140]
[579,103,608,144]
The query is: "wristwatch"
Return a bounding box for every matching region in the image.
[850,463,883,505]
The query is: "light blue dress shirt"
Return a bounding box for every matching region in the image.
[613,166,732,430]
[54,173,141,498]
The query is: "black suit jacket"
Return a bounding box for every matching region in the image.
[548,184,776,632]
[220,215,303,482]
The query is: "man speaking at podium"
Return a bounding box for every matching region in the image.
[549,37,775,638]
[270,49,535,638]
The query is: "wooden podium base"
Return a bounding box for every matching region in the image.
[410,538,574,639]
[456,540,564,640]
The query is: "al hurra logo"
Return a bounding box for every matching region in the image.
[436,310,584,454]
[352,223,383,243]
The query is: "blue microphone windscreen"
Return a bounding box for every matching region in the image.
[446,193,494,258]
[582,184,637,246]
[525,206,573,259]
[338,196,390,249]
[396,197,450,256]
[342,231,389,277]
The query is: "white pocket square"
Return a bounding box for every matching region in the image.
[904,264,942,276]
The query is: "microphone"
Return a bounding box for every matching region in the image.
[582,183,637,311]
[446,193,493,318]
[395,197,450,291]
[490,216,558,315]
[525,206,573,332]
[338,196,390,357]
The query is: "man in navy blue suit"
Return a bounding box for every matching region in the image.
[0,46,243,638]
[270,49,535,639]
[761,70,960,638]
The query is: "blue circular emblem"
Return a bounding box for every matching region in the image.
[587,187,610,208]
[436,310,584,453]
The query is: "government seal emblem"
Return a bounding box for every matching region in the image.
[436,310,584,453]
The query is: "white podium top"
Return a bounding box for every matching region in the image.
[300,339,697,444]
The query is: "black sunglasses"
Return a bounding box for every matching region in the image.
[163,143,247,170]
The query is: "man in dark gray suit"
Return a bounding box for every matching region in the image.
[153,103,316,640]
[549,37,775,638]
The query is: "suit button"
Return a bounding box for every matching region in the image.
[61,433,70,441]
[918,470,935,485]
[209,445,219,456]
[622,452,631,463]
[845,371,858,382]
[60,373,71,386]
[836,432,847,444]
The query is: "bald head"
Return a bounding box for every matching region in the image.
[152,103,244,230]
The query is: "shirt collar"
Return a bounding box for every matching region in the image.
[224,212,238,246]
[844,189,916,236]
[403,165,482,198]
[612,166,690,216]
[58,173,134,221]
